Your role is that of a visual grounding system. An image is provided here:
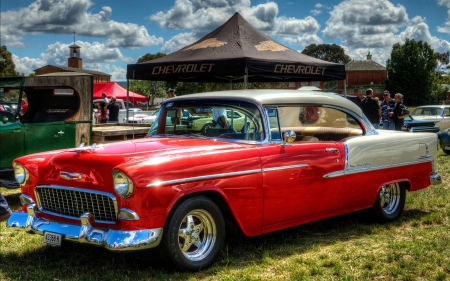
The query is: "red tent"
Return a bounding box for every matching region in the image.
[93,82,148,103]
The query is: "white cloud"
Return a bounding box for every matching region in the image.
[323,0,408,48]
[400,16,450,53]
[161,32,202,54]
[12,40,132,76]
[12,54,46,76]
[150,0,322,48]
[437,0,450,33]
[1,0,163,48]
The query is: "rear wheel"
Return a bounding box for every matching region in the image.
[371,183,405,222]
[201,123,213,135]
[160,196,225,271]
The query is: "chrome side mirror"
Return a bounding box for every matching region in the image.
[282,130,296,146]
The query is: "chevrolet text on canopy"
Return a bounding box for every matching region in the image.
[126,12,346,84]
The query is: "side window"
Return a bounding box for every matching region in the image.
[275,106,363,142]
[266,107,281,140]
[444,108,450,117]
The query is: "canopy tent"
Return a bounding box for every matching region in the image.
[127,12,346,84]
[93,82,148,103]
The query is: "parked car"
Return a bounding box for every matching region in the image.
[7,90,441,271]
[411,105,450,132]
[93,99,152,124]
[132,109,193,128]
[439,128,450,154]
[379,115,440,134]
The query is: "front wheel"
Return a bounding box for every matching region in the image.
[160,196,225,271]
[370,183,405,222]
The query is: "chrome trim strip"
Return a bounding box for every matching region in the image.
[146,164,310,187]
[146,169,262,188]
[7,211,162,251]
[262,164,308,172]
[324,158,434,178]
[39,209,116,225]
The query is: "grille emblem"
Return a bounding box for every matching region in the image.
[60,171,82,180]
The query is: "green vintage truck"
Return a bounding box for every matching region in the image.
[0,73,93,187]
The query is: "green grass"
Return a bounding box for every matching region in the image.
[1,151,450,281]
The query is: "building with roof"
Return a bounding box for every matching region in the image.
[338,52,387,99]
[34,44,111,83]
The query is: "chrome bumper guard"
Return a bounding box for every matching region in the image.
[7,204,163,251]
[430,172,442,185]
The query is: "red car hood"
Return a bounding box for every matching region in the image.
[17,137,260,192]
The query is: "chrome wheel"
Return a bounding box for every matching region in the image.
[178,209,216,261]
[161,196,225,270]
[379,183,401,215]
[371,182,405,222]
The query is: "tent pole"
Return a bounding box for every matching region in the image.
[244,67,248,89]
[344,74,347,97]
[126,78,130,122]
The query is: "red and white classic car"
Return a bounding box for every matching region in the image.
[7,90,441,270]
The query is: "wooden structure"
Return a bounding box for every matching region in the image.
[0,73,94,171]
[92,124,151,143]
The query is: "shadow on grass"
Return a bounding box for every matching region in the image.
[0,207,430,281]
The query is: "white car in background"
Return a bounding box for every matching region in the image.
[411,105,450,132]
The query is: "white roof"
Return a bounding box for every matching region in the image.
[297,86,322,91]
[168,89,364,118]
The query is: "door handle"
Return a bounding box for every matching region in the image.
[326,148,339,153]
[57,131,65,135]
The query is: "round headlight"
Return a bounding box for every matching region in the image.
[14,162,29,185]
[112,170,134,198]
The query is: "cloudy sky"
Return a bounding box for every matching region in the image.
[1,0,450,81]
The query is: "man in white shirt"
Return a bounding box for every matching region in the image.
[212,108,229,129]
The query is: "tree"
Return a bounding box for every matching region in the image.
[301,44,351,64]
[435,51,449,75]
[0,45,19,77]
[130,52,166,106]
[385,39,437,105]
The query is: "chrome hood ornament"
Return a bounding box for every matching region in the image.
[68,143,98,153]
[60,171,82,180]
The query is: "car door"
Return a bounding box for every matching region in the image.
[0,116,24,170]
[259,141,345,227]
[24,122,76,155]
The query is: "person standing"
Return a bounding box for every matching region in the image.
[380,90,395,130]
[21,99,28,115]
[390,93,407,131]
[212,108,230,129]
[107,96,120,123]
[167,88,176,98]
[101,92,109,103]
[360,88,381,128]
[98,102,108,123]
[0,192,11,222]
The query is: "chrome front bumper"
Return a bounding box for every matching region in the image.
[430,172,442,185]
[7,204,163,251]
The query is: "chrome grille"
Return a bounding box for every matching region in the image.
[36,186,117,222]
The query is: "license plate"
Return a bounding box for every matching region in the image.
[44,231,62,247]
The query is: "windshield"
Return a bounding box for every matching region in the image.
[148,100,264,141]
[412,107,443,116]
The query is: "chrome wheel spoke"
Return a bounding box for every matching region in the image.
[177,209,217,261]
